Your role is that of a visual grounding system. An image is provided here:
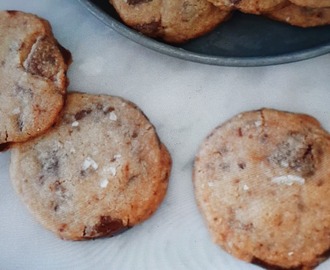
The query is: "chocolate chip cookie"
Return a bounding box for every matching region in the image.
[109,0,232,43]
[266,2,330,27]
[207,0,286,14]
[0,11,71,148]
[193,108,330,269]
[289,0,330,8]
[10,93,171,240]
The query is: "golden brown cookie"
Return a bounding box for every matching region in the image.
[289,0,330,8]
[193,108,330,270]
[0,11,71,148]
[109,0,232,43]
[266,2,330,27]
[10,93,171,240]
[207,0,286,14]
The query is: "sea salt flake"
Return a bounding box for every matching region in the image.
[288,252,294,256]
[12,108,20,115]
[103,166,117,176]
[109,112,117,121]
[255,121,262,127]
[208,182,215,187]
[72,121,79,127]
[99,179,109,188]
[271,175,305,186]
[243,184,249,191]
[82,157,98,171]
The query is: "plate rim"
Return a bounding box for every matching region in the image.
[79,0,330,67]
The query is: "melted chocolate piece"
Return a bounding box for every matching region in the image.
[83,216,129,239]
[269,133,316,177]
[0,142,10,152]
[127,0,152,5]
[74,109,92,120]
[251,257,303,270]
[7,10,18,16]
[135,21,161,36]
[56,41,72,66]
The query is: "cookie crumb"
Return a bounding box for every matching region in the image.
[271,175,305,186]
[82,157,98,171]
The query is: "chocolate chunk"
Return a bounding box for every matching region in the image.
[269,133,316,177]
[230,0,242,4]
[238,128,243,137]
[83,216,128,239]
[135,21,161,36]
[238,162,246,169]
[74,109,92,120]
[17,116,24,132]
[0,142,10,152]
[41,151,59,175]
[251,256,303,270]
[132,131,138,138]
[7,10,18,16]
[23,36,66,82]
[56,41,72,66]
[127,0,152,5]
[96,104,115,114]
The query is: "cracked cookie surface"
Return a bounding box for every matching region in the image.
[193,108,330,270]
[109,0,232,43]
[10,93,171,240]
[0,10,71,147]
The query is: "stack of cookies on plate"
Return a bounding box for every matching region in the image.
[109,0,330,43]
[0,10,171,240]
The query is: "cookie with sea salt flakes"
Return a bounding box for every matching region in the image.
[193,108,330,270]
[0,11,71,148]
[109,0,232,43]
[207,0,286,14]
[266,2,330,27]
[10,93,171,240]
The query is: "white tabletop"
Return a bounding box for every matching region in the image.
[1,1,330,269]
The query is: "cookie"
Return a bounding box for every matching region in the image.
[193,108,330,269]
[109,0,232,43]
[289,0,330,8]
[266,2,330,27]
[0,11,71,148]
[207,0,286,14]
[10,93,171,240]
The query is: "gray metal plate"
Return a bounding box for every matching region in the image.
[79,0,330,67]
